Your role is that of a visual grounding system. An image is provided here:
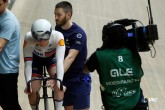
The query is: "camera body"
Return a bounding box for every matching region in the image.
[114,19,159,52]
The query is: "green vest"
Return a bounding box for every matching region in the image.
[96,48,144,110]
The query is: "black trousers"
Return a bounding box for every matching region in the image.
[0,73,22,110]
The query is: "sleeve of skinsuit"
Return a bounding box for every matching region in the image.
[55,32,65,82]
[23,33,34,83]
[24,61,32,83]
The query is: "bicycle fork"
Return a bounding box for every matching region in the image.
[43,80,49,110]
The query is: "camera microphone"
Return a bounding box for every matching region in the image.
[114,18,138,26]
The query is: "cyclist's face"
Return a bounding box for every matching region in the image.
[37,40,49,47]
[54,8,70,26]
[0,0,7,15]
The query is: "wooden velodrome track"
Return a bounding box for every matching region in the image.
[1,0,165,110]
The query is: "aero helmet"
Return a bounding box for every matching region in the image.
[31,19,52,41]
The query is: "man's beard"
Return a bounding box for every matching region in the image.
[56,16,67,27]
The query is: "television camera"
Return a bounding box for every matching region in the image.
[114,0,158,56]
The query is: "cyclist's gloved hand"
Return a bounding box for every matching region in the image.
[46,79,55,90]
[46,79,66,91]
[57,80,66,92]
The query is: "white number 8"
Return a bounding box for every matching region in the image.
[118,56,123,62]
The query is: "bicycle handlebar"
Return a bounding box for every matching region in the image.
[27,77,63,93]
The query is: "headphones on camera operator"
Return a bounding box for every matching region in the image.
[101,22,135,51]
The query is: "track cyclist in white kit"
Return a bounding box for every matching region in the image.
[23,19,65,110]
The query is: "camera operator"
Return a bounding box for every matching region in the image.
[83,22,148,110]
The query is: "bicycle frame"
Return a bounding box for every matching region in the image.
[27,66,63,110]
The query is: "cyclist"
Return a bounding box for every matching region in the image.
[83,22,148,110]
[23,19,65,110]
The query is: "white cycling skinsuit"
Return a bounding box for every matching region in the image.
[23,30,65,88]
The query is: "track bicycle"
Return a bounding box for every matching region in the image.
[27,66,63,110]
